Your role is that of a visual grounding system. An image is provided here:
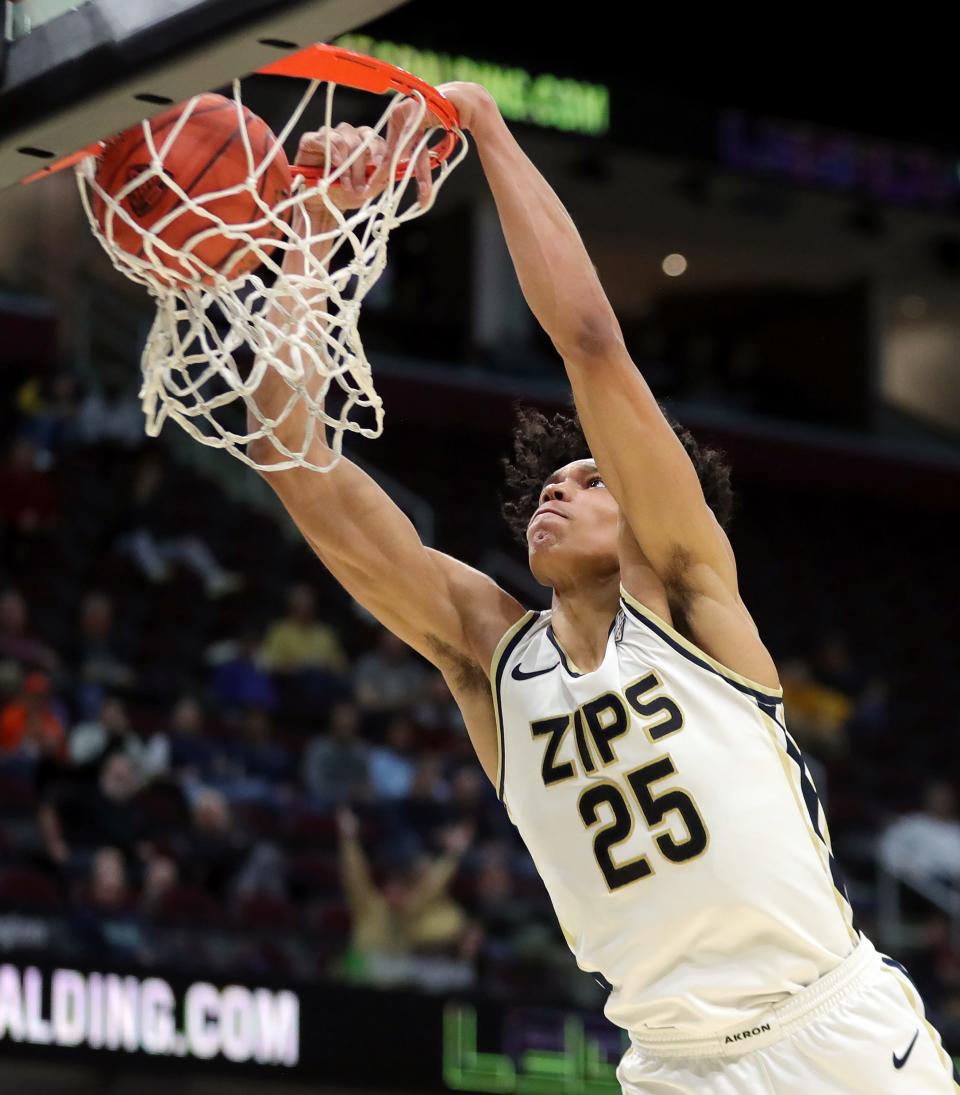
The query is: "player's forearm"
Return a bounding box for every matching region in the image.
[340,833,376,907]
[470,104,620,355]
[407,853,459,913]
[247,208,337,451]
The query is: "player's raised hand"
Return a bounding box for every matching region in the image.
[376,95,440,206]
[435,82,497,133]
[439,821,476,857]
[336,806,360,840]
[295,124,388,213]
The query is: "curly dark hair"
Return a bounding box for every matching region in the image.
[500,404,734,547]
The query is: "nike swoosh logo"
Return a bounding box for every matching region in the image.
[511,661,561,681]
[893,1029,919,1069]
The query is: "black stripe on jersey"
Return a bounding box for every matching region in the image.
[781,731,826,842]
[882,955,911,978]
[761,698,855,917]
[493,611,542,801]
[828,855,852,908]
[619,595,781,704]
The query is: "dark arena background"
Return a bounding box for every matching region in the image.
[1,3,959,1091]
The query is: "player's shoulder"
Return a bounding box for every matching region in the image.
[424,548,533,685]
[619,571,781,696]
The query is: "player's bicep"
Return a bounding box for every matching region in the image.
[264,459,521,670]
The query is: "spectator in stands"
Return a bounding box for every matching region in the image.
[847,676,893,752]
[67,592,136,715]
[412,670,467,738]
[0,671,66,760]
[879,781,960,886]
[470,849,534,961]
[0,436,59,546]
[401,756,451,848]
[260,584,350,707]
[447,764,505,843]
[232,839,289,902]
[140,853,179,917]
[369,715,417,801]
[779,656,852,758]
[208,626,277,713]
[75,377,145,449]
[85,846,131,912]
[261,584,348,674]
[15,371,81,458]
[167,695,219,785]
[70,845,142,960]
[337,807,472,981]
[113,451,242,597]
[0,589,58,674]
[69,695,168,782]
[814,633,864,696]
[218,707,291,800]
[39,752,145,871]
[354,628,430,716]
[302,701,370,807]
[186,788,248,900]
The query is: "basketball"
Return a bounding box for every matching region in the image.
[93,93,292,284]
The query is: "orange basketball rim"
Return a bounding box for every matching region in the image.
[22,43,462,186]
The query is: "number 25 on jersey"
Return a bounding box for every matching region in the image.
[530,673,709,892]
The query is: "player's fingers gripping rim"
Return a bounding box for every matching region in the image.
[296,129,357,196]
[384,96,436,204]
[345,126,378,194]
[415,141,433,205]
[296,130,337,169]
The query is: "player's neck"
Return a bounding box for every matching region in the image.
[549,574,620,674]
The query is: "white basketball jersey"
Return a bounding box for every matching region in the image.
[491,584,858,1037]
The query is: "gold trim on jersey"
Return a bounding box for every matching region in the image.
[619,583,783,700]
[757,707,858,947]
[549,626,585,675]
[489,609,541,801]
[879,962,960,1090]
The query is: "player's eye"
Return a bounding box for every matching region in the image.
[587,476,603,488]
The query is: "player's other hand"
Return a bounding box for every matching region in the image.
[336,806,360,840]
[378,82,495,206]
[439,821,476,857]
[295,124,388,213]
[435,83,497,133]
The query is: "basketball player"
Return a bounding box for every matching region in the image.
[251,87,958,1093]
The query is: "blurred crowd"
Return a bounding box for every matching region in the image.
[0,356,958,1046]
[0,362,589,1012]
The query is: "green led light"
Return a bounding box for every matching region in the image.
[336,35,610,136]
[442,1004,622,1094]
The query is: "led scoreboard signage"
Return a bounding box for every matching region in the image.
[0,959,629,1091]
[719,110,960,209]
[336,35,610,137]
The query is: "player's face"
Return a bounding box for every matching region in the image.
[527,458,620,585]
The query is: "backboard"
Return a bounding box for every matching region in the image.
[0,0,410,191]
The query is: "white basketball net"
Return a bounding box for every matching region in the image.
[75,77,467,472]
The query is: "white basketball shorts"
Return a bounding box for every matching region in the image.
[617,936,958,1094]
